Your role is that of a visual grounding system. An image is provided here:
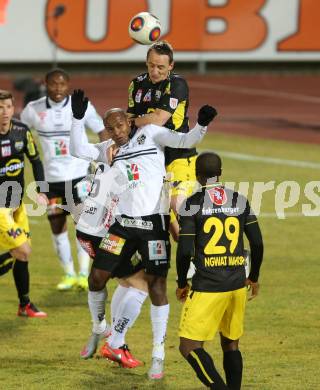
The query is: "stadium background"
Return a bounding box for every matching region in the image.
[0,1,319,389]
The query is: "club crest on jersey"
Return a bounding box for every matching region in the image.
[143,89,152,102]
[126,163,139,181]
[135,89,142,103]
[54,140,68,156]
[38,111,47,121]
[1,145,11,157]
[155,90,161,101]
[137,134,146,145]
[207,187,227,206]
[169,98,178,109]
[14,141,24,151]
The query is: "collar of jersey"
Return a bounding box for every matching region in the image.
[0,121,13,136]
[46,96,69,109]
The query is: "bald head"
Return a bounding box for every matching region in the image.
[103,108,131,146]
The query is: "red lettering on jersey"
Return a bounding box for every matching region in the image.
[163,0,267,51]
[278,0,320,51]
[207,187,227,206]
[45,0,147,51]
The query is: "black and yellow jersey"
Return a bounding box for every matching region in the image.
[0,119,44,207]
[127,72,196,165]
[177,184,263,292]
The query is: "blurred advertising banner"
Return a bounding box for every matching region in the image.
[1,0,320,62]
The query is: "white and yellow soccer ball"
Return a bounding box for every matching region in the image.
[129,12,161,45]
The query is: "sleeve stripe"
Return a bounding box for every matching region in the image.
[179,233,196,236]
[245,220,258,226]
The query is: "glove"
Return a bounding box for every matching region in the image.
[197,105,217,126]
[71,89,89,120]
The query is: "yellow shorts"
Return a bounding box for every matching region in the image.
[166,156,198,198]
[179,287,247,341]
[0,203,30,252]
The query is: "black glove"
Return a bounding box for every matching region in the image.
[197,105,217,126]
[71,89,89,120]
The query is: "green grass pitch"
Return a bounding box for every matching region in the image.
[0,131,319,389]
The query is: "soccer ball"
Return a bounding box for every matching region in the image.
[129,12,161,45]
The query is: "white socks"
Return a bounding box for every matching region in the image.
[110,285,129,324]
[52,232,75,276]
[88,289,108,334]
[109,287,148,349]
[76,238,90,276]
[151,303,170,360]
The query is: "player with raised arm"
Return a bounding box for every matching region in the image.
[176,152,264,390]
[127,41,198,275]
[70,89,217,379]
[20,68,107,291]
[0,90,48,317]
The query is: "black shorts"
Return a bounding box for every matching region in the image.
[47,176,88,218]
[76,214,171,278]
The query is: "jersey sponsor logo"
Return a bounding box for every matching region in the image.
[135,89,142,103]
[155,90,161,101]
[169,97,178,109]
[202,206,239,215]
[148,240,167,261]
[54,140,68,156]
[1,140,10,144]
[99,233,125,255]
[207,187,227,206]
[38,111,47,121]
[143,89,152,102]
[126,163,139,181]
[1,145,11,157]
[136,134,146,145]
[14,141,24,151]
[0,159,24,177]
[7,227,23,239]
[120,217,153,230]
[78,238,96,258]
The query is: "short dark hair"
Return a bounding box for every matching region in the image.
[45,68,70,83]
[0,90,14,102]
[147,40,174,64]
[196,152,222,179]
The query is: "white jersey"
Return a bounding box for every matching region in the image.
[71,118,207,236]
[20,96,104,182]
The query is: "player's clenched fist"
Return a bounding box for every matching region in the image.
[71,89,89,120]
[176,284,190,303]
[197,105,218,126]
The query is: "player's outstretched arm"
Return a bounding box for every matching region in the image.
[70,90,112,163]
[153,105,218,148]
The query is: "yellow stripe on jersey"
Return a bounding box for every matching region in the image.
[190,351,214,384]
[172,100,186,130]
[26,131,36,156]
[179,233,196,236]
[245,220,258,225]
